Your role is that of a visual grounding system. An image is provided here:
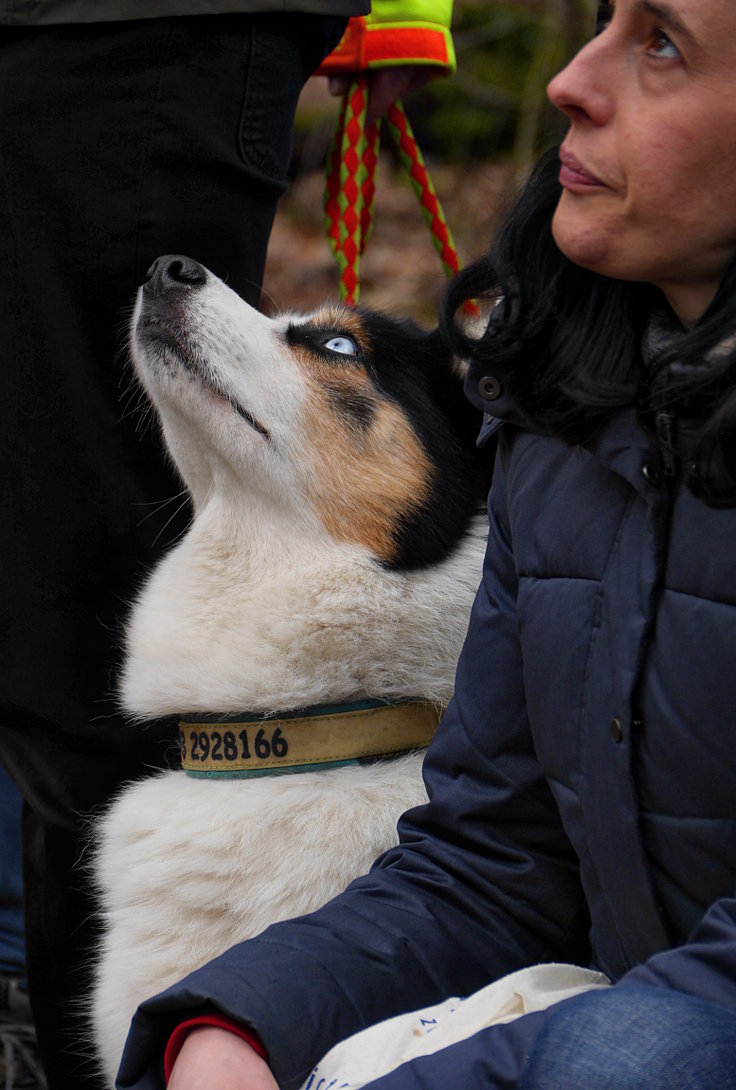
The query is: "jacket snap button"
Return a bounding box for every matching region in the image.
[478,376,502,401]
[610,718,623,744]
[642,463,661,487]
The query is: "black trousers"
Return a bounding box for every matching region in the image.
[0,15,343,1089]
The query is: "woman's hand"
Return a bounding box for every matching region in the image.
[167,1026,279,1090]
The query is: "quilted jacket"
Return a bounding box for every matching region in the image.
[116,353,736,1090]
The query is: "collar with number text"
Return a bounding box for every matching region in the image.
[179,699,442,779]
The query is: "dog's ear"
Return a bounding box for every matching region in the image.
[451,354,470,382]
[455,302,495,380]
[428,304,492,382]
[423,324,480,384]
[417,328,464,385]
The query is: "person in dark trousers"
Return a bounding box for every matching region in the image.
[0,15,349,1087]
[110,1,736,1088]
[0,764,45,1089]
[0,767,25,1007]
[0,5,458,1087]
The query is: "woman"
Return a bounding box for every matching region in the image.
[115,1,736,1087]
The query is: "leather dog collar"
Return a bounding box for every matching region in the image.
[179,699,442,779]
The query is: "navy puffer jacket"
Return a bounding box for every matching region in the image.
[117,379,736,1090]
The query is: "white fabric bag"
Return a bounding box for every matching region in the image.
[300,963,610,1090]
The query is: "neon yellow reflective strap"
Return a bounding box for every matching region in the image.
[366,0,453,32]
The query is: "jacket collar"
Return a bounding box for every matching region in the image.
[470,380,662,505]
[464,301,701,501]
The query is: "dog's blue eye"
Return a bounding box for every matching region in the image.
[324,336,357,356]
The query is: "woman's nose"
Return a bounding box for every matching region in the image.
[547,36,612,127]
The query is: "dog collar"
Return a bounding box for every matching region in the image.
[179,699,442,779]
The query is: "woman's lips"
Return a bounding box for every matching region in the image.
[558,147,605,189]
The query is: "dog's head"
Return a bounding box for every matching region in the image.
[131,255,491,571]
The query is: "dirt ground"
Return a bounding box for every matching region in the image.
[262,150,515,326]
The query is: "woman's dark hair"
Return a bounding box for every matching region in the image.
[440,145,736,507]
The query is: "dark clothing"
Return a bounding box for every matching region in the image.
[0,14,344,1089]
[0,1,367,25]
[0,765,24,976]
[117,364,736,1089]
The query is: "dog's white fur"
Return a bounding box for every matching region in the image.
[91,264,487,1085]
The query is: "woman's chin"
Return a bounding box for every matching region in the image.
[551,196,618,276]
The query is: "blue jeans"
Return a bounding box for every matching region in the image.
[519,985,736,1089]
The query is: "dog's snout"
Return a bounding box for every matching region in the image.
[145,255,207,295]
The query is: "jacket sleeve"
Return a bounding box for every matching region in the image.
[618,896,736,1011]
[115,446,589,1090]
[316,2,456,75]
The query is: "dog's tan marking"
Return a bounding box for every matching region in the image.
[292,317,433,561]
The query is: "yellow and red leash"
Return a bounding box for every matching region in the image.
[324,75,477,316]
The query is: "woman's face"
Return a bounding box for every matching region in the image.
[547,0,736,325]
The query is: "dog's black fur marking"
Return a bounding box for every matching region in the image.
[354,312,493,571]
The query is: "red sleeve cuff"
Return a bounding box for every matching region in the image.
[316,16,455,75]
[164,1014,267,1083]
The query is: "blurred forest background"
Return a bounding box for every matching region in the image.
[263,0,596,324]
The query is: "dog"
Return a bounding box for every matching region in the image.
[91,255,492,1085]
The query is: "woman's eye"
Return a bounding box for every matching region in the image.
[323,335,357,356]
[646,28,680,59]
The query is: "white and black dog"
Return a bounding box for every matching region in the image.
[91,256,491,1084]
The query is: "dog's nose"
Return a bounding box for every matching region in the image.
[144,255,207,295]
